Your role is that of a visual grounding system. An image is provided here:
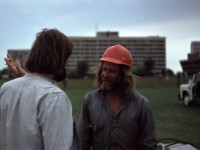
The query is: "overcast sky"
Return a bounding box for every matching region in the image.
[0,0,200,73]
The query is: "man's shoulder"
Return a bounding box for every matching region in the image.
[134,91,146,98]
[1,76,26,90]
[133,91,149,103]
[132,91,152,110]
[1,75,63,96]
[85,89,99,97]
[83,89,101,103]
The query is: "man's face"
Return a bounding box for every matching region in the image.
[100,62,120,92]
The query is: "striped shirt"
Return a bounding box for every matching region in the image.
[78,89,157,150]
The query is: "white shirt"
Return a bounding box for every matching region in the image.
[0,74,74,150]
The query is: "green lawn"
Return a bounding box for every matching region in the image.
[139,88,200,148]
[65,77,200,149]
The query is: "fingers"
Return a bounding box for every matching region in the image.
[7,54,15,64]
[4,54,22,77]
[4,57,14,69]
[5,54,15,66]
[4,53,26,77]
[4,58,18,76]
[15,59,21,68]
[7,54,13,60]
[15,59,26,76]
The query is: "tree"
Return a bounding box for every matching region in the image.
[132,66,146,77]
[143,57,155,76]
[76,61,89,78]
[0,68,9,79]
[166,68,174,76]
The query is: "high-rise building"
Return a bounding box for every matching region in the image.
[8,31,166,74]
[180,41,200,75]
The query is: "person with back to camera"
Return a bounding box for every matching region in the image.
[78,44,157,150]
[0,28,79,150]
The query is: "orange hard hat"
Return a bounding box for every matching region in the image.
[100,44,132,68]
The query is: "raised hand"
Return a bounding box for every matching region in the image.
[4,54,26,77]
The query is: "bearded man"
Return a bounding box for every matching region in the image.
[78,44,157,150]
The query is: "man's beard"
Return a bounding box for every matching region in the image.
[100,78,120,92]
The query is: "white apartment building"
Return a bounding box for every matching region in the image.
[8,31,166,74]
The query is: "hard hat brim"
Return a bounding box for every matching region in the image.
[100,57,131,68]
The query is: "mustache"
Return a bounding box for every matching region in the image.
[101,77,113,82]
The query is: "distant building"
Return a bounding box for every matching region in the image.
[7,31,166,73]
[191,41,200,53]
[180,41,200,75]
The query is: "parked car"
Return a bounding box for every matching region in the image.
[157,138,198,150]
[178,72,200,106]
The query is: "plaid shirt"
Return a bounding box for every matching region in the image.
[78,89,157,150]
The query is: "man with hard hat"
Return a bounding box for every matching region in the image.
[78,44,157,150]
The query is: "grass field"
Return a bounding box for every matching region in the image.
[65,77,200,148]
[1,77,200,148]
[140,88,200,148]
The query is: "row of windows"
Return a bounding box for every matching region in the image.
[71,39,165,44]
[73,48,164,53]
[73,43,165,48]
[73,46,165,50]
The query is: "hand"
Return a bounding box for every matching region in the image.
[4,54,26,77]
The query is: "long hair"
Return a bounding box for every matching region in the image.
[25,28,73,82]
[94,63,136,99]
